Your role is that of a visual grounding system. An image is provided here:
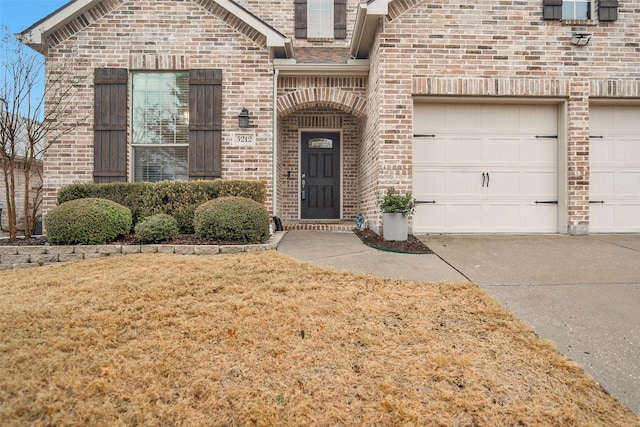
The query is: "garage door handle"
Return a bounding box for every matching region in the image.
[416,200,436,204]
[486,172,490,187]
[482,172,486,187]
[589,200,605,204]
[535,201,558,204]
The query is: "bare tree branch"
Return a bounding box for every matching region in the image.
[1,26,89,240]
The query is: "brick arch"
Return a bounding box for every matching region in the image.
[277,88,367,119]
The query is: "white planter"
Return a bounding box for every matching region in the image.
[382,212,408,241]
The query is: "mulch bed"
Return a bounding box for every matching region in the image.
[0,234,255,246]
[2,230,434,254]
[353,228,433,254]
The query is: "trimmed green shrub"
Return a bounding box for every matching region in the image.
[45,198,132,245]
[194,197,269,243]
[56,180,266,233]
[134,214,180,243]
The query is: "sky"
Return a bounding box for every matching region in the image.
[1,0,69,115]
[0,0,69,34]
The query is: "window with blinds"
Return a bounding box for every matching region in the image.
[132,72,189,182]
[308,0,334,38]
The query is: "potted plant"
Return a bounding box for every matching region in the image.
[376,188,415,241]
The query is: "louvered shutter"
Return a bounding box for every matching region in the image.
[295,0,308,38]
[94,68,127,183]
[189,69,222,180]
[599,0,619,21]
[543,0,563,20]
[334,0,347,39]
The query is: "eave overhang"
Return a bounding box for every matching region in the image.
[349,0,390,59]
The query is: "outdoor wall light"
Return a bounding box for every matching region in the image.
[571,32,592,46]
[238,107,250,128]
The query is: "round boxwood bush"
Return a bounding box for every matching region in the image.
[134,213,179,243]
[194,197,269,243]
[45,198,132,245]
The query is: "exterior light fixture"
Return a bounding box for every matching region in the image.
[571,32,592,46]
[238,107,250,128]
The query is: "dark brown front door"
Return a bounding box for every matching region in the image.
[301,132,340,219]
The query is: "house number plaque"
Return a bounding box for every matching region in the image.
[232,132,256,146]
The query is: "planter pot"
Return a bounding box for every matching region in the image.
[382,212,408,241]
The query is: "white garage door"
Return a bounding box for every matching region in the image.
[590,105,640,232]
[413,103,558,233]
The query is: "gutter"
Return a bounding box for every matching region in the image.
[272,68,279,216]
[349,0,390,59]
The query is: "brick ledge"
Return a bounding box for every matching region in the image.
[0,232,287,271]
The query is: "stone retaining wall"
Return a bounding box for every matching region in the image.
[0,232,286,271]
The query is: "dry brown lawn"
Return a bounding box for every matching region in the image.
[0,252,638,426]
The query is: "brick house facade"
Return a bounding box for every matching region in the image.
[19,0,640,234]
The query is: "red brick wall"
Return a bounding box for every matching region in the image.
[366,0,640,234]
[42,0,275,215]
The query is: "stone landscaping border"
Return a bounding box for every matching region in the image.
[0,232,287,271]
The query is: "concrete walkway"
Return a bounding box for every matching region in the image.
[278,231,640,416]
[277,230,468,283]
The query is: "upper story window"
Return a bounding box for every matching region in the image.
[295,0,347,40]
[562,0,592,19]
[543,0,619,21]
[308,0,334,38]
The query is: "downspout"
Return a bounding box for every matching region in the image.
[272,68,279,217]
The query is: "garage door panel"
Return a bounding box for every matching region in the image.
[617,139,640,161]
[413,137,445,163]
[590,171,614,194]
[445,105,483,128]
[448,171,484,195]
[616,171,640,194]
[447,138,483,162]
[616,203,640,229]
[484,204,521,229]
[413,204,445,232]
[590,105,640,232]
[520,171,557,196]
[413,170,445,194]
[485,138,519,162]
[446,204,483,230]
[482,105,521,129]
[521,139,557,163]
[413,102,558,233]
[590,139,614,162]
[522,205,558,231]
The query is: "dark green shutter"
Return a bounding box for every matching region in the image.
[94,68,127,183]
[543,0,563,20]
[295,0,307,38]
[599,0,619,21]
[334,0,347,39]
[189,69,222,180]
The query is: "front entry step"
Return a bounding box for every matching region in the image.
[284,220,353,232]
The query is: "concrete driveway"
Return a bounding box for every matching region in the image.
[421,234,640,416]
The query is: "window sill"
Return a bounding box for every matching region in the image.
[307,37,335,43]
[561,19,599,26]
